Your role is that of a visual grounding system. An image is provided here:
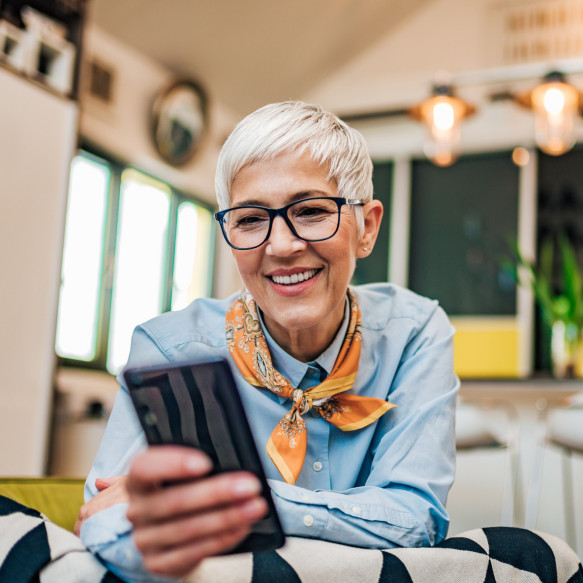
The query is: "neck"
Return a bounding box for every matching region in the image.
[262,306,345,363]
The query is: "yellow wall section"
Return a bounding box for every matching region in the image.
[452,318,521,378]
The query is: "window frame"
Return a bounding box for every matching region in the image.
[57,144,216,372]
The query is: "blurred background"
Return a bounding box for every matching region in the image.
[1,0,582,556]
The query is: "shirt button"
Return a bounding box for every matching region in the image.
[312,461,323,472]
[352,505,362,514]
[124,548,134,561]
[301,494,311,502]
[303,514,314,527]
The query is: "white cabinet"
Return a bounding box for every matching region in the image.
[0,67,77,475]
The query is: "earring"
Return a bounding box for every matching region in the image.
[363,247,369,251]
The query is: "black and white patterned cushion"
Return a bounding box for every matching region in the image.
[186,527,583,583]
[2,494,582,583]
[0,495,123,583]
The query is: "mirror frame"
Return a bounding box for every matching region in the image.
[151,79,209,166]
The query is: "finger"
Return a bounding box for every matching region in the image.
[142,525,251,579]
[73,517,82,537]
[95,479,110,491]
[95,475,124,491]
[133,496,267,552]
[127,471,262,526]
[75,501,93,536]
[127,446,213,494]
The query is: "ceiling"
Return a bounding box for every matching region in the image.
[89,0,432,116]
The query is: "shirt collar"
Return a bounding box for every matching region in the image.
[257,297,350,387]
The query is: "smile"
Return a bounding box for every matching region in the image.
[269,269,320,285]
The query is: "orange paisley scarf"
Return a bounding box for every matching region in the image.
[225,289,396,484]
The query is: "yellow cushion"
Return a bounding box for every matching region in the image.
[0,477,84,532]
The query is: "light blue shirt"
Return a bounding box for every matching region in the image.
[81,283,459,583]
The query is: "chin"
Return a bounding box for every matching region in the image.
[277,306,327,330]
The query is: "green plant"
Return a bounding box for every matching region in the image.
[512,235,583,329]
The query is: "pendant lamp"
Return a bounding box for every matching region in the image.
[515,71,583,156]
[409,84,476,167]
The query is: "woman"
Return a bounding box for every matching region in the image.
[79,101,459,582]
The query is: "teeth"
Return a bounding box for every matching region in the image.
[271,269,318,285]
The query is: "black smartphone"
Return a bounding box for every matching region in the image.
[123,358,285,554]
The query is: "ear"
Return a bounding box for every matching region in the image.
[356,200,383,258]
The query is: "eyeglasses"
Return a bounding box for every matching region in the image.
[215,196,365,250]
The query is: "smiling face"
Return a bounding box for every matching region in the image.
[229,149,381,361]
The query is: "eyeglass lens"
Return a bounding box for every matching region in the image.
[222,197,341,249]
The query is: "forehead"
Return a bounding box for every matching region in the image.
[230,150,335,206]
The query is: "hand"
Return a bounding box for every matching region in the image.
[74,475,129,536]
[126,445,268,579]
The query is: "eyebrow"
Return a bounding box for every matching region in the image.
[232,190,332,207]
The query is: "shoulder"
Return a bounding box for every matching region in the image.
[136,293,238,353]
[352,283,447,331]
[351,283,454,354]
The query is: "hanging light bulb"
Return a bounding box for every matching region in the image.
[410,84,476,167]
[515,71,582,156]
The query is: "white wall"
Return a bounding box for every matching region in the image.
[308,0,489,113]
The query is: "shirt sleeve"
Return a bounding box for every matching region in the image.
[80,326,177,583]
[268,304,459,550]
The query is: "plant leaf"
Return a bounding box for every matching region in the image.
[559,235,583,327]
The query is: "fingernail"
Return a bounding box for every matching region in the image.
[232,477,261,498]
[241,498,267,519]
[183,455,212,474]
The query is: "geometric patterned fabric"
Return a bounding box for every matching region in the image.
[0,496,123,583]
[2,495,582,583]
[186,526,583,583]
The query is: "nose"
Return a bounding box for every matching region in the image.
[265,215,306,256]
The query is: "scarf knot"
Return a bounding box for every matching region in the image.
[226,289,396,484]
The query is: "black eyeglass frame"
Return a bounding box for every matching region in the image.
[214,196,366,250]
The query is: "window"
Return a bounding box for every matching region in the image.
[408,151,519,316]
[55,150,215,374]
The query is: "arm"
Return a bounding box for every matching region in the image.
[79,379,172,583]
[74,476,128,537]
[80,326,267,582]
[268,304,458,549]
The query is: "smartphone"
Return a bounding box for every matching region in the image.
[123,358,285,554]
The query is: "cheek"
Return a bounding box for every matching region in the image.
[331,224,359,260]
[232,249,260,278]
[323,230,358,283]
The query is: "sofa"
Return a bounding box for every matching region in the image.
[0,476,85,531]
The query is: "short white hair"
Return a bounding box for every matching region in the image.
[215,101,373,233]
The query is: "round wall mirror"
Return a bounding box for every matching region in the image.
[151,80,208,166]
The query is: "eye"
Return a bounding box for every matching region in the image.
[292,200,337,220]
[297,206,327,216]
[230,209,269,230]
